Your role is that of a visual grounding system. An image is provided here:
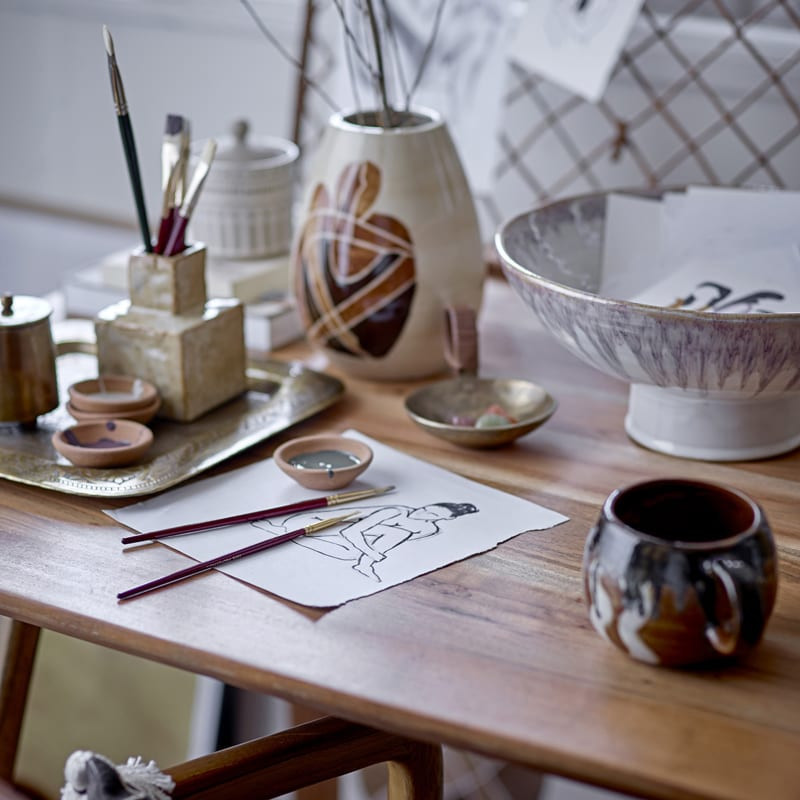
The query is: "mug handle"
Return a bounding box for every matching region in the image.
[702,557,750,656]
[443,306,478,376]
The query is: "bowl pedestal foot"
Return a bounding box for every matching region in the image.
[625,384,800,461]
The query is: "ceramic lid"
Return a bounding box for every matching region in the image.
[0,294,52,328]
[216,120,284,164]
[201,120,299,194]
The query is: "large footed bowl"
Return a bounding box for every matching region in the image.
[495,191,800,461]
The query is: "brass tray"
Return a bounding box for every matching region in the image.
[0,344,344,498]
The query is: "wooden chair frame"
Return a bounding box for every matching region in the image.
[0,620,442,800]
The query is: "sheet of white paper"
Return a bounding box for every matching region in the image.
[661,186,800,270]
[330,0,517,194]
[631,244,800,313]
[107,431,568,607]
[600,193,663,298]
[509,0,644,103]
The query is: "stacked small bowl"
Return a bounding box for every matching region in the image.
[67,375,161,425]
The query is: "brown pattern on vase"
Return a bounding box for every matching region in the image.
[293,161,416,359]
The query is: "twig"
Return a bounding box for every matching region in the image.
[405,0,448,111]
[340,1,365,123]
[331,0,381,85]
[363,0,394,126]
[379,0,409,114]
[239,0,338,113]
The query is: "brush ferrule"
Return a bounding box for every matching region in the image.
[326,485,394,505]
[304,512,358,535]
[107,58,128,115]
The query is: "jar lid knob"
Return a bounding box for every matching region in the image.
[1,294,12,316]
[232,119,249,145]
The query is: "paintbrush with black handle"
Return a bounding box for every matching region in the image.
[102,25,152,253]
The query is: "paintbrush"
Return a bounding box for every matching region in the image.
[120,484,395,545]
[162,138,217,257]
[117,512,358,601]
[154,114,185,254]
[102,25,152,253]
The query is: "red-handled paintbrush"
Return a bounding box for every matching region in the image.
[117,511,358,601]
[162,138,217,257]
[120,485,394,545]
[154,114,186,254]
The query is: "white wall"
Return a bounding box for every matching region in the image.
[0,0,304,225]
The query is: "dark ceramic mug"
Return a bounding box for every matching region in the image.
[583,479,778,666]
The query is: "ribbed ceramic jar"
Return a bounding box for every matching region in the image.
[191,120,299,259]
[291,108,484,380]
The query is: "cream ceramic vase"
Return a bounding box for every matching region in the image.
[291,108,484,380]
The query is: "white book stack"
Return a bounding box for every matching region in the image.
[62,249,305,353]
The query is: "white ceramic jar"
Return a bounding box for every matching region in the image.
[190,120,299,260]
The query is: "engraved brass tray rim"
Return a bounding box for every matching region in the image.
[0,343,344,498]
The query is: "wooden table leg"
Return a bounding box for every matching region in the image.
[0,620,40,781]
[291,704,339,800]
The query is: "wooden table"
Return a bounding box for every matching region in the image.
[1,278,799,800]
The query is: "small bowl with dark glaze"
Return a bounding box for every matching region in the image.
[52,419,154,468]
[405,376,557,448]
[274,434,373,490]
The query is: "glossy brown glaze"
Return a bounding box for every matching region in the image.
[584,479,778,666]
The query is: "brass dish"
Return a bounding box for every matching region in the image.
[405,376,557,448]
[0,345,344,497]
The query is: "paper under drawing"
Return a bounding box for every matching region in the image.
[107,431,567,607]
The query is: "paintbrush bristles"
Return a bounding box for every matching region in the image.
[179,138,217,216]
[165,114,183,135]
[200,139,217,166]
[102,24,114,57]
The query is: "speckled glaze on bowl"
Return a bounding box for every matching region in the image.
[52,419,154,468]
[495,191,800,461]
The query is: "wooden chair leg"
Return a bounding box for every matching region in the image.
[0,621,40,782]
[291,704,338,800]
[387,738,443,800]
[168,715,443,800]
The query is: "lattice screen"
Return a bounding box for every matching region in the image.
[295,0,800,236]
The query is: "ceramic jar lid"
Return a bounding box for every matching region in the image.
[0,294,53,328]
[203,119,299,195]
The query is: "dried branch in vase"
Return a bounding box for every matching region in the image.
[240,0,448,129]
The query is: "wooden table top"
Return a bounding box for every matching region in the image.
[1,278,798,800]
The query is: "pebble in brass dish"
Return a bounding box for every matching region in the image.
[405,377,557,448]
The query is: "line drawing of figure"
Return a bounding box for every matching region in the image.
[252,502,478,582]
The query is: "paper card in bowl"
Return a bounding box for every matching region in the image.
[629,243,800,314]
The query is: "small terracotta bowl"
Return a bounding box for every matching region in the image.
[52,419,154,468]
[273,434,373,490]
[68,375,159,414]
[66,395,161,425]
